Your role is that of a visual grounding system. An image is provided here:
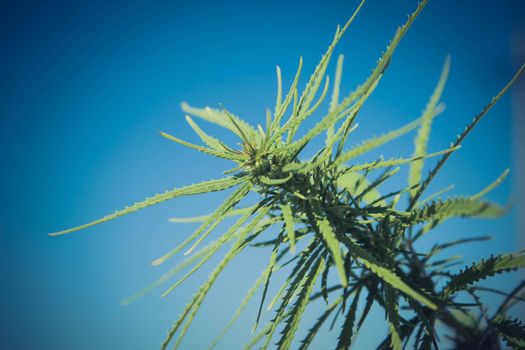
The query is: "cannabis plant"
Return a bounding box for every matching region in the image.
[52,0,525,349]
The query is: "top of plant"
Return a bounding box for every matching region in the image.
[51,0,525,349]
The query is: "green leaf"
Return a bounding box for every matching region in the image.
[266,238,320,311]
[49,176,247,236]
[292,0,429,147]
[321,253,332,304]
[183,183,253,256]
[443,252,525,297]
[121,231,237,305]
[269,57,303,139]
[161,204,257,297]
[337,171,386,206]
[471,168,510,200]
[253,232,283,332]
[181,102,259,142]
[307,201,348,288]
[282,72,380,157]
[299,296,343,350]
[152,182,252,265]
[384,285,402,350]
[340,146,458,172]
[332,117,425,168]
[415,184,455,207]
[259,172,293,185]
[223,108,259,150]
[495,281,525,315]
[244,310,292,350]
[335,288,361,350]
[262,242,323,349]
[315,217,348,288]
[208,270,268,350]
[321,0,430,156]
[283,0,366,142]
[160,131,245,161]
[326,54,345,143]
[426,236,491,260]
[341,237,437,310]
[52,2,525,349]
[305,75,331,117]
[168,206,256,223]
[408,56,450,198]
[276,258,325,350]
[376,315,420,350]
[184,115,235,153]
[281,203,296,253]
[332,84,375,158]
[329,54,344,114]
[161,207,270,350]
[491,314,525,349]
[275,65,283,115]
[409,62,525,207]
[356,284,376,330]
[403,196,507,227]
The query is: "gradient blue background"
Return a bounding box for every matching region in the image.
[1,1,524,349]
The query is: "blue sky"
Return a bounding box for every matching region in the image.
[1,0,524,349]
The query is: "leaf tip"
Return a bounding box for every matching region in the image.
[151,258,163,266]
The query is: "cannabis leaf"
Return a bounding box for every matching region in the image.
[51,0,525,349]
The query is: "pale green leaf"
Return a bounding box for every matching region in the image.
[307,200,348,288]
[121,237,226,305]
[409,62,525,207]
[275,65,283,115]
[408,56,450,197]
[269,57,303,139]
[277,258,325,350]
[332,117,425,168]
[152,182,252,265]
[184,115,235,153]
[161,207,270,350]
[168,206,256,223]
[181,102,259,142]
[50,176,246,236]
[342,237,437,310]
[471,168,510,200]
[343,146,459,172]
[259,172,293,185]
[160,131,244,161]
[326,54,345,144]
[281,203,296,253]
[284,0,366,141]
[161,205,256,297]
[337,171,386,206]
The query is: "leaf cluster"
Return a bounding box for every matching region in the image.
[52,1,525,349]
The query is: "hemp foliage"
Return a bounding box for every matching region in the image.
[52,1,525,349]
